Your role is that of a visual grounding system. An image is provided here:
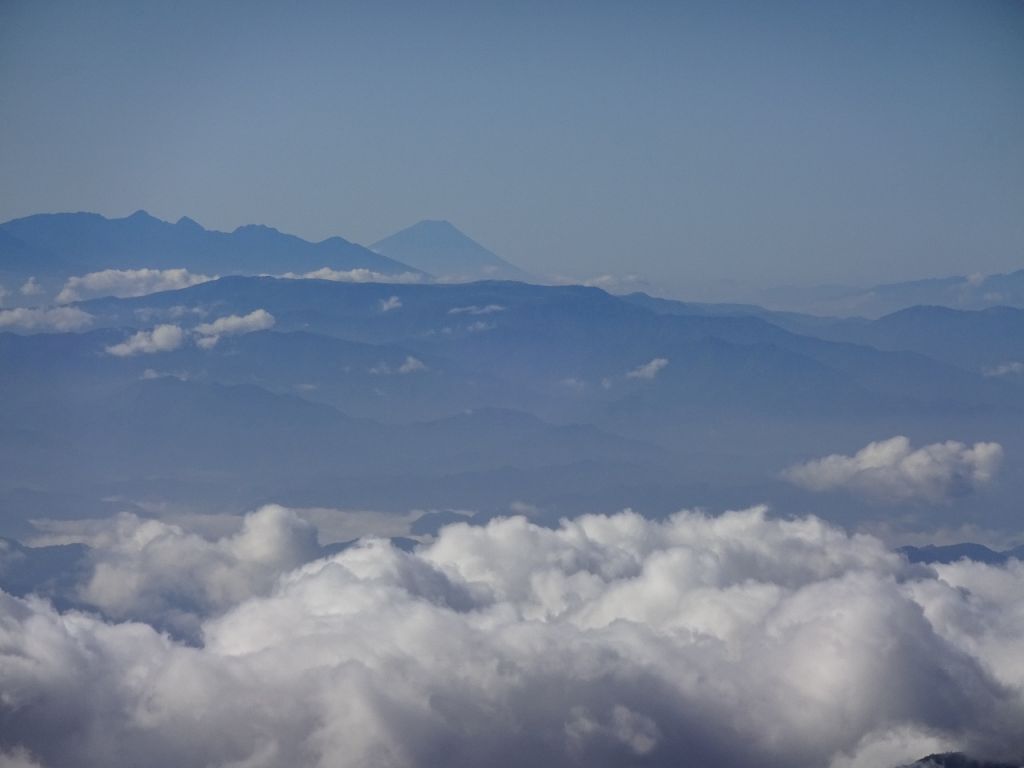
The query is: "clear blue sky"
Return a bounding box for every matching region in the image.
[1,0,1022,294]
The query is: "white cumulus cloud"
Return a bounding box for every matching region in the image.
[784,436,1004,503]
[1,507,1023,768]
[0,307,94,332]
[283,267,423,284]
[626,357,669,380]
[76,505,319,638]
[105,324,186,357]
[56,268,214,303]
[194,309,275,348]
[379,295,402,312]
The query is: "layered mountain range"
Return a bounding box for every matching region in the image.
[2,269,1022,538]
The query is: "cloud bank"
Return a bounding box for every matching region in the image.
[784,436,1004,503]
[283,267,423,284]
[1,507,1022,768]
[0,306,94,332]
[56,268,214,303]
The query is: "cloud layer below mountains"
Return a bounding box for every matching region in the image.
[0,306,94,332]
[56,268,215,303]
[282,267,424,284]
[2,506,1022,768]
[784,436,1004,503]
[194,309,275,348]
[105,323,185,356]
[102,309,276,355]
[626,356,669,380]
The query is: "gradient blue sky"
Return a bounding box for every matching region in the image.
[1,0,1022,294]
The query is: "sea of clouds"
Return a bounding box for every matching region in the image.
[1,505,1022,768]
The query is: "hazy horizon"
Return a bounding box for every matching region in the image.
[2,0,1023,295]
[5,205,1022,296]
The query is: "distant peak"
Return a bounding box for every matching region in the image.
[126,209,156,221]
[233,223,280,235]
[175,216,203,230]
[370,218,533,281]
[380,219,476,244]
[318,235,354,246]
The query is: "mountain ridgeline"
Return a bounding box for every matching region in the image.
[1,208,1023,541]
[3,209,1023,315]
[0,211,541,289]
[0,210,419,279]
[1,271,1022,539]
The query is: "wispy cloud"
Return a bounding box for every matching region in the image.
[983,361,1024,377]
[19,276,44,297]
[626,357,668,380]
[398,355,426,373]
[448,304,506,315]
[580,273,648,293]
[370,355,428,375]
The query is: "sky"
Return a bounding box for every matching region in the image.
[1,0,1023,295]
